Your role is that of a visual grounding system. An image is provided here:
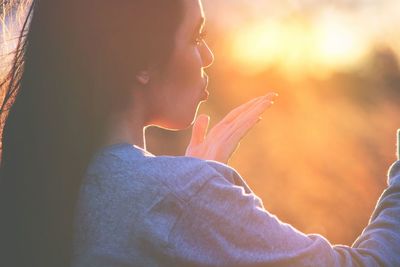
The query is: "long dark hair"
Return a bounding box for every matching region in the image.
[0,0,183,266]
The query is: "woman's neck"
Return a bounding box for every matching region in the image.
[102,105,148,150]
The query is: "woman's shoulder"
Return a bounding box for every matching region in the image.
[84,143,250,202]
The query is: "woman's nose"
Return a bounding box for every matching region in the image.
[201,42,214,69]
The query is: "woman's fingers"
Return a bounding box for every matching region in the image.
[220,92,277,125]
[211,97,275,163]
[220,96,265,124]
[207,92,278,139]
[216,95,274,143]
[223,114,265,159]
[227,100,273,141]
[188,114,210,147]
[186,92,278,163]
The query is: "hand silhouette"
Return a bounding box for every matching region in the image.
[185,92,278,164]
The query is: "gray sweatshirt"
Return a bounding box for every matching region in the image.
[71,131,400,267]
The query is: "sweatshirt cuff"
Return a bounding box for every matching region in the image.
[387,129,400,186]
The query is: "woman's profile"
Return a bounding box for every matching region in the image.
[0,0,399,266]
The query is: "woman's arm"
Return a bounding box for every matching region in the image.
[170,132,400,266]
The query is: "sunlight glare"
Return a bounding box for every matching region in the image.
[315,15,368,70]
[230,14,370,78]
[231,22,282,74]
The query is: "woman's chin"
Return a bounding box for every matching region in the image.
[153,104,200,131]
[172,119,196,131]
[154,116,195,131]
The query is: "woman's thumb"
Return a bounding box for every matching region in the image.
[188,114,210,147]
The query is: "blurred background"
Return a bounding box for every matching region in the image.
[2,0,400,246]
[149,0,400,246]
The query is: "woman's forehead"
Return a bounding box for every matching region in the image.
[184,0,204,14]
[181,0,205,32]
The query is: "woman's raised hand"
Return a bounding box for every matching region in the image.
[185,92,278,164]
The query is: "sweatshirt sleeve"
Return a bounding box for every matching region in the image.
[168,132,400,267]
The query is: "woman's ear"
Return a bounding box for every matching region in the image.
[135,70,150,85]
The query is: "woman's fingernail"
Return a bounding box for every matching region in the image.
[265,93,278,101]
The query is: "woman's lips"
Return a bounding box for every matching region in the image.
[201,89,209,101]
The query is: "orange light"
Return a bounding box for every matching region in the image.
[229,14,370,78]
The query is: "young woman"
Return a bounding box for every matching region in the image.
[0,0,399,266]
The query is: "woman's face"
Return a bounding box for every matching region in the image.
[146,0,214,130]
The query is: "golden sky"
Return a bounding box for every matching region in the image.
[204,0,400,78]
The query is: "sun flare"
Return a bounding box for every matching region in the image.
[315,14,368,70]
[230,15,369,78]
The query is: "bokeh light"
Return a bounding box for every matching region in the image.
[230,10,372,79]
